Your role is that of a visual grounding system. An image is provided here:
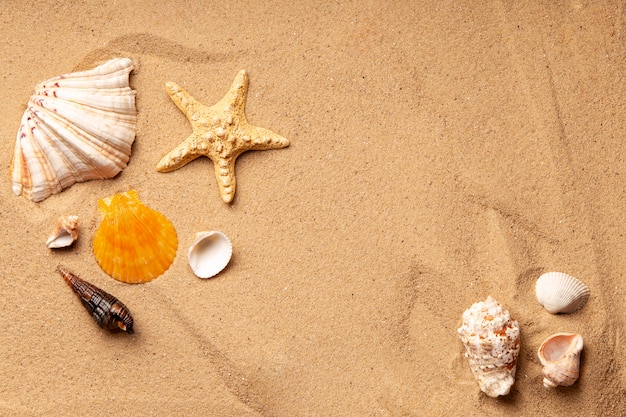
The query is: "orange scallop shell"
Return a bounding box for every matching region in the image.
[93,190,178,283]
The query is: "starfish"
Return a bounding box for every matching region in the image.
[156,70,289,203]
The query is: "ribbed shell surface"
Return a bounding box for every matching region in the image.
[11,58,137,202]
[535,272,590,314]
[93,190,178,284]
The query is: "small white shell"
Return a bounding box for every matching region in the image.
[538,332,584,388]
[46,215,79,248]
[535,272,590,314]
[12,58,137,202]
[187,231,232,278]
[457,296,520,397]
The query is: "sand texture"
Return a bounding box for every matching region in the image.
[1,1,625,415]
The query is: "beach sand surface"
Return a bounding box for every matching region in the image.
[1,1,624,415]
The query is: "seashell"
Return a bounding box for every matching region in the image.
[93,190,178,284]
[535,272,590,314]
[538,332,584,388]
[457,296,520,397]
[56,265,134,333]
[46,215,79,248]
[11,58,137,202]
[187,231,232,278]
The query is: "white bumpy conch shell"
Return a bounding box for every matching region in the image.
[457,296,521,397]
[535,272,590,314]
[46,215,79,248]
[187,231,232,278]
[11,58,137,202]
[538,333,583,388]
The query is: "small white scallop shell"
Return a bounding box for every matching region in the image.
[46,215,79,248]
[535,272,590,314]
[187,231,232,278]
[538,332,584,388]
[457,296,520,397]
[11,58,137,202]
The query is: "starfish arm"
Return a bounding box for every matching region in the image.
[240,126,290,152]
[165,82,205,118]
[216,70,248,120]
[155,135,201,172]
[213,156,237,203]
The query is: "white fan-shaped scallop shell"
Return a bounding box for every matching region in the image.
[457,296,520,397]
[187,231,232,278]
[11,58,137,202]
[535,272,590,314]
[538,332,584,388]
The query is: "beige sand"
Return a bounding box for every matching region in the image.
[1,1,624,415]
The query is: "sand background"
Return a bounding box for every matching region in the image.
[1,1,625,415]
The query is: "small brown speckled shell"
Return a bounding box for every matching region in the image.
[57,265,134,333]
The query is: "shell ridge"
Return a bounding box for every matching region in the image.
[109,196,130,281]
[32,95,136,144]
[38,58,134,90]
[13,58,137,202]
[535,272,590,314]
[28,96,132,174]
[19,115,65,200]
[11,120,28,196]
[27,106,123,182]
[32,88,137,118]
[93,190,177,283]
[28,110,88,182]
